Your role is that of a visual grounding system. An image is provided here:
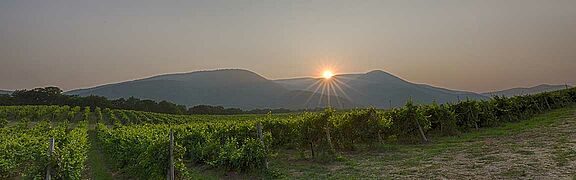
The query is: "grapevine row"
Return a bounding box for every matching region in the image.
[0,120,89,179]
[94,87,576,178]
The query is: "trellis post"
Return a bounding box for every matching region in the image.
[46,138,54,180]
[256,123,269,169]
[167,130,174,180]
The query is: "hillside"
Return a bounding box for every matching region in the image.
[67,69,353,109]
[0,90,11,95]
[68,69,488,109]
[275,70,487,107]
[483,84,570,97]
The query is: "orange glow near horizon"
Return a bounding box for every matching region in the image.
[322,70,334,79]
[302,65,357,109]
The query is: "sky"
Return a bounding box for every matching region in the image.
[1,0,575,93]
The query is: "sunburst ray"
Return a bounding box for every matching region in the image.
[329,82,343,108]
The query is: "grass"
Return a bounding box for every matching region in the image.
[499,169,527,178]
[553,146,576,166]
[266,106,576,179]
[84,130,114,180]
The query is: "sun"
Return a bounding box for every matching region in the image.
[322,70,334,79]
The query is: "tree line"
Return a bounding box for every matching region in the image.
[0,87,187,114]
[0,87,302,115]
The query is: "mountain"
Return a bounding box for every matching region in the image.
[67,69,488,109]
[483,84,570,97]
[67,69,354,109]
[0,90,12,95]
[274,70,488,108]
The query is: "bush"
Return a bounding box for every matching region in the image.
[261,115,300,149]
[211,137,267,171]
[476,101,499,127]
[332,108,391,150]
[0,118,7,128]
[94,107,103,123]
[451,100,481,132]
[422,103,459,136]
[297,109,335,160]
[95,124,187,179]
[389,100,430,143]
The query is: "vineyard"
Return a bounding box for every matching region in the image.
[0,119,88,179]
[1,87,575,179]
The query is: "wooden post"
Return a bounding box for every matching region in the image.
[469,107,479,130]
[256,123,269,169]
[309,142,315,158]
[325,128,335,154]
[389,100,392,109]
[167,130,174,180]
[257,123,264,145]
[46,138,54,180]
[414,118,428,143]
[370,110,384,143]
[473,118,479,130]
[475,113,480,129]
[545,98,551,110]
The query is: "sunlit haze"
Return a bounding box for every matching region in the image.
[1,0,576,92]
[322,71,334,79]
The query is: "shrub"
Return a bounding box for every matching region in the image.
[332,108,391,150]
[476,101,499,127]
[0,118,7,128]
[297,109,335,160]
[451,100,481,131]
[389,100,430,143]
[422,103,460,136]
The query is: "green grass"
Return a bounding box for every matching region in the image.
[441,108,573,143]
[85,130,114,180]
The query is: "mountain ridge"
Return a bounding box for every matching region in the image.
[67,69,354,109]
[0,90,12,95]
[483,84,570,97]
[274,70,487,107]
[66,69,490,109]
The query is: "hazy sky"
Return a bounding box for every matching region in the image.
[1,0,575,92]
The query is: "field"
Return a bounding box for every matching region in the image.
[271,106,576,179]
[1,88,576,179]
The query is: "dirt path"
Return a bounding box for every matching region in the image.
[421,110,576,179]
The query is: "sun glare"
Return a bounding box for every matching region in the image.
[323,71,334,79]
